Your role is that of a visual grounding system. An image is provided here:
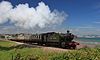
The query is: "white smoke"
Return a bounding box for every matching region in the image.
[0,1,67,29]
[0,1,12,24]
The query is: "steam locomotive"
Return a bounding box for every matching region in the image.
[10,32,79,49]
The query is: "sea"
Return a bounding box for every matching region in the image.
[74,38,100,45]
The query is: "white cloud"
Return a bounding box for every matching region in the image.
[0,1,68,29]
[0,1,12,24]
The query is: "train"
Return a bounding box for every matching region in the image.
[10,32,79,49]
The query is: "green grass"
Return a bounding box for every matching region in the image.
[0,40,16,47]
[0,40,100,60]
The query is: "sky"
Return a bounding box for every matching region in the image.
[0,0,100,35]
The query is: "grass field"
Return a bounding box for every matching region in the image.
[0,40,100,60]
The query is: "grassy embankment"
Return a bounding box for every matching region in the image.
[0,40,100,60]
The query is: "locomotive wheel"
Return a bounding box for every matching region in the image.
[72,45,76,49]
[45,43,49,46]
[38,43,43,46]
[61,42,66,48]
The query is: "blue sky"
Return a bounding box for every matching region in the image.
[0,0,100,35]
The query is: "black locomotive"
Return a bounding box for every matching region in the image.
[10,31,79,49]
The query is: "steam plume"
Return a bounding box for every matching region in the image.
[0,1,67,29]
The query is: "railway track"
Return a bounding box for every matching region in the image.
[14,41,73,52]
